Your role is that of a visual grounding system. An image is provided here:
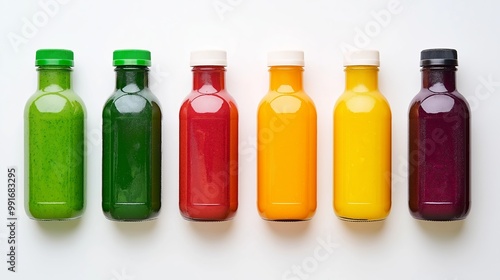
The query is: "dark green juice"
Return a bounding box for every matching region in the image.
[102,50,161,221]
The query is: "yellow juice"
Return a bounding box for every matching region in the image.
[257,53,317,221]
[334,51,391,221]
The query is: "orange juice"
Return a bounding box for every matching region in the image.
[257,51,317,221]
[334,50,391,221]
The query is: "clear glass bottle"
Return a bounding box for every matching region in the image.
[257,50,317,221]
[102,50,162,221]
[408,48,470,221]
[334,50,392,221]
[25,49,86,220]
[179,50,238,221]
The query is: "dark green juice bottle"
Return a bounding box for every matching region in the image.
[102,50,162,221]
[25,49,86,220]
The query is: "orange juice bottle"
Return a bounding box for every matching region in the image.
[257,51,317,221]
[333,50,391,221]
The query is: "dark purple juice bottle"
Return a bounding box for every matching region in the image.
[408,49,470,221]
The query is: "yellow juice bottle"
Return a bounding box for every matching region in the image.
[334,50,391,221]
[257,51,317,221]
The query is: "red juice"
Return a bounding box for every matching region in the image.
[408,49,470,221]
[179,50,238,221]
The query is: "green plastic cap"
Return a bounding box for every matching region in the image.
[113,49,151,66]
[35,49,74,66]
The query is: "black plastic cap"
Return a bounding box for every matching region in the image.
[420,48,458,67]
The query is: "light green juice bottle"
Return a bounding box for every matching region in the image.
[25,49,86,220]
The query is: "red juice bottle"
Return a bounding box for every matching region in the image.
[408,49,470,221]
[179,50,238,221]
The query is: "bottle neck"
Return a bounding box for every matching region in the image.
[37,66,72,90]
[421,66,456,92]
[344,66,378,91]
[269,66,303,92]
[192,66,226,93]
[115,66,149,91]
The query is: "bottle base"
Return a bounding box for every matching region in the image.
[181,216,234,222]
[262,218,312,222]
[409,204,469,221]
[103,216,159,222]
[258,206,316,221]
[337,216,386,222]
[27,204,84,221]
[180,204,236,221]
[28,216,82,222]
[411,215,467,222]
[103,202,160,222]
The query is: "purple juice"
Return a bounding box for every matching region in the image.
[408,49,470,221]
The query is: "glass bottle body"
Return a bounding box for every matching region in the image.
[334,66,391,221]
[25,66,86,220]
[102,66,162,221]
[257,66,317,221]
[179,66,238,221]
[408,67,470,221]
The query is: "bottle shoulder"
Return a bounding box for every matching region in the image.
[182,90,236,103]
[259,90,316,113]
[107,88,160,102]
[409,89,470,116]
[26,89,86,115]
[104,89,161,115]
[180,90,237,115]
[334,90,391,115]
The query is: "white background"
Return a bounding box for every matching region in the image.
[1,0,499,279]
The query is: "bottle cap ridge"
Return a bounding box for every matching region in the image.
[420,48,458,67]
[113,49,151,66]
[343,50,379,66]
[190,50,227,66]
[268,50,304,67]
[36,49,74,67]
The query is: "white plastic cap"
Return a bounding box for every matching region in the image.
[267,50,304,66]
[190,50,227,66]
[343,50,380,66]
